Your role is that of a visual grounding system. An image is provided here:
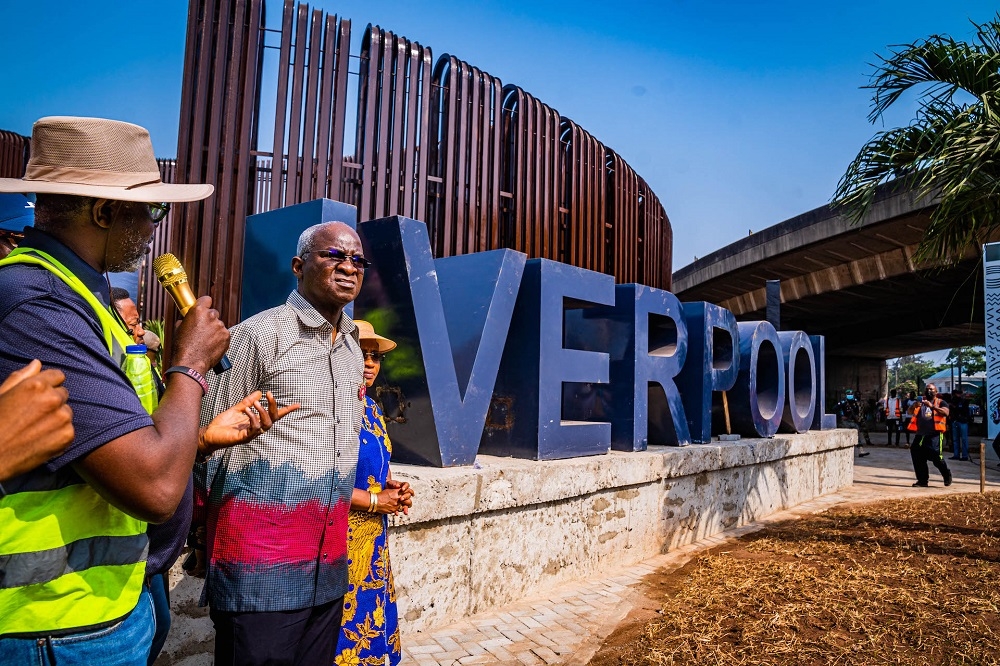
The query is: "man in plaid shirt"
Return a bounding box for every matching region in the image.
[198,221,367,665]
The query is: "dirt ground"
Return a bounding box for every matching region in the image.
[587,492,1000,666]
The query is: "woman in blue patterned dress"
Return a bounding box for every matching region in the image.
[335,321,414,666]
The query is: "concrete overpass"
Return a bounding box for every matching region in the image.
[671,187,987,398]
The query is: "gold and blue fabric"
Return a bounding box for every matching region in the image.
[335,396,401,666]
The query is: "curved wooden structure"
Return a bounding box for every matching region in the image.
[160,0,673,326]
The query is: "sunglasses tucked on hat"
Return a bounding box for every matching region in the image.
[353,320,397,353]
[0,116,213,203]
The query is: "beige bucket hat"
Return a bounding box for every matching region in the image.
[0,116,214,202]
[354,320,397,353]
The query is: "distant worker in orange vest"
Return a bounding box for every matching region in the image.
[884,388,902,447]
[907,383,952,488]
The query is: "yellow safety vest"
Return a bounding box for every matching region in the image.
[0,247,153,638]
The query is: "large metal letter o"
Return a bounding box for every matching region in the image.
[730,321,785,438]
[777,331,816,434]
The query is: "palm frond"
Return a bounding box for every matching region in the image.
[974,16,1000,56]
[833,105,959,222]
[867,28,1000,122]
[834,14,1000,261]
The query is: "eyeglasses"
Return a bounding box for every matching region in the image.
[147,202,170,223]
[362,350,385,363]
[301,247,372,270]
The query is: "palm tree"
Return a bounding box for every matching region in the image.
[833,15,1000,261]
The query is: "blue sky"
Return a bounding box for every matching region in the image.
[1,1,996,287]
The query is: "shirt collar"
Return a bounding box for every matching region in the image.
[20,227,111,308]
[285,290,359,343]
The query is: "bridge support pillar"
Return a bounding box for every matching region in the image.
[825,356,888,405]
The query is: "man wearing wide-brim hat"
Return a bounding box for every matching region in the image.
[0,116,234,664]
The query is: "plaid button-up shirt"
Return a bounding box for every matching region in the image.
[197,290,364,612]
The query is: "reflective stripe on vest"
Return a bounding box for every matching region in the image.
[0,247,150,637]
[906,397,947,432]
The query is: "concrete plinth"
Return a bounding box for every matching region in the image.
[156,429,854,664]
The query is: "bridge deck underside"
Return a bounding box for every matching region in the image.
[674,206,988,359]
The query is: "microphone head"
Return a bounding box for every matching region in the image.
[152,253,188,287]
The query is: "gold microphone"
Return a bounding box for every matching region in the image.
[152,253,231,374]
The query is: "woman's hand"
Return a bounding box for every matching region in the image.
[381,478,414,515]
[375,485,414,515]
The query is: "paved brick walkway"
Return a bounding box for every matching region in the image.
[400,439,1000,665]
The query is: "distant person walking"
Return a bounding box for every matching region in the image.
[885,389,902,447]
[908,383,952,488]
[949,390,970,461]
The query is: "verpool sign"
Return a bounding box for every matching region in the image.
[353,216,834,468]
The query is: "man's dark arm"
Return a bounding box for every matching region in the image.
[75,297,229,524]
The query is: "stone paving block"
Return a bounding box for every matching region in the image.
[463,642,487,656]
[483,644,515,662]
[542,629,577,642]
[457,656,495,665]
[438,649,475,661]
[413,657,443,666]
[410,643,447,654]
[556,620,585,634]
[518,616,543,629]
[499,627,525,642]
[532,609,559,619]
[516,650,545,665]
[521,630,557,647]
[484,627,508,639]
[531,646,561,664]
[549,616,585,633]
[534,602,557,609]
[434,636,463,652]
[548,604,579,619]
[608,575,635,586]
[432,629,464,637]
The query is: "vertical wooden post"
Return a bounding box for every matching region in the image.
[722,390,731,435]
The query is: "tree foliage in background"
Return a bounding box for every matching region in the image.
[144,318,164,369]
[833,15,1000,261]
[889,354,944,392]
[945,345,987,374]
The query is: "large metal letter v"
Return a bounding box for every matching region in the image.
[355,216,525,466]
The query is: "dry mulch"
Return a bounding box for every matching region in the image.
[588,493,1000,665]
